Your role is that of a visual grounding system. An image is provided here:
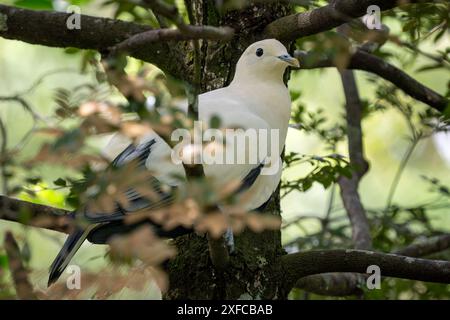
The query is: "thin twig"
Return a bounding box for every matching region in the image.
[4,232,37,299]
[318,183,336,246]
[140,0,184,25]
[17,68,78,97]
[0,96,47,123]
[392,38,450,70]
[395,234,450,257]
[0,117,8,194]
[385,138,420,209]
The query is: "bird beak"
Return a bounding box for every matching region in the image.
[278,54,300,68]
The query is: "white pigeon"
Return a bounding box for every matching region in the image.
[48,39,299,285]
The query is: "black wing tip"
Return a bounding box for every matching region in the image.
[47,270,61,287]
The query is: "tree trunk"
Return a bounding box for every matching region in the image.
[164,0,292,300]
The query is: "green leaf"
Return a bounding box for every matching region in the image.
[416,63,442,73]
[53,178,67,187]
[14,0,53,10]
[290,90,301,102]
[443,103,450,119]
[0,254,8,269]
[439,186,450,196]
[402,19,417,32]
[302,179,312,191]
[64,47,80,55]
[68,0,92,5]
[26,177,42,185]
[209,115,221,129]
[21,241,31,264]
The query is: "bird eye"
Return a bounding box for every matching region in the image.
[256,48,264,57]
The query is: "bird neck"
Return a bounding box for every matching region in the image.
[230,65,286,86]
[226,76,292,150]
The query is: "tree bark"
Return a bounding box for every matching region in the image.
[164,0,292,300]
[281,249,450,293]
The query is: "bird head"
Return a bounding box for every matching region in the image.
[233,39,300,83]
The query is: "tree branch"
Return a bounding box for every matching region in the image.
[0,117,9,194]
[4,232,37,299]
[265,0,433,41]
[395,234,450,257]
[111,26,234,54]
[296,49,448,112]
[295,272,363,297]
[338,69,372,250]
[0,5,185,80]
[0,195,71,234]
[281,249,450,293]
[294,233,450,296]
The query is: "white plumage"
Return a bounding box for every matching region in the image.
[48,39,298,285]
[103,39,298,210]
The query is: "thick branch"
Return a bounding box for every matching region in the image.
[295,233,450,296]
[339,70,369,178]
[295,272,363,297]
[281,249,450,293]
[338,69,372,250]
[296,49,448,112]
[0,5,185,80]
[265,0,433,41]
[112,26,234,54]
[338,177,372,249]
[323,68,373,291]
[395,234,450,257]
[4,232,37,299]
[0,195,71,234]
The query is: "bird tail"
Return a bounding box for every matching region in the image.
[48,226,92,287]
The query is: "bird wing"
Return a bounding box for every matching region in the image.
[87,84,284,219]
[84,132,269,224]
[83,135,177,223]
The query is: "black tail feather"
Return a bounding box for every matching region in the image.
[48,227,88,287]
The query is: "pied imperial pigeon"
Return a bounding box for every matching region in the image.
[48,39,299,285]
